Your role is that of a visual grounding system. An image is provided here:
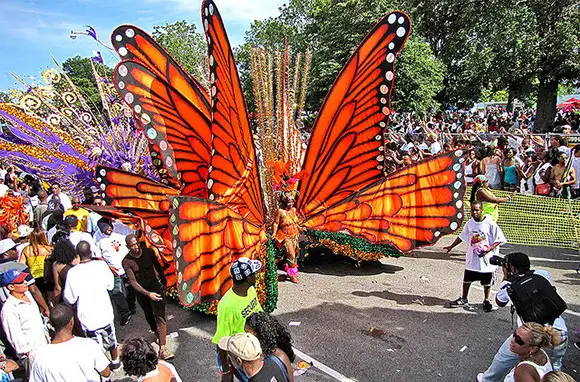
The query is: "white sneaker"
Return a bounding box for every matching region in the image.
[476,373,484,382]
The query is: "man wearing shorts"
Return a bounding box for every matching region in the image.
[444,201,507,312]
[64,241,121,370]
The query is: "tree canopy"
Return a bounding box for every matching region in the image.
[410,0,580,130]
[152,21,209,87]
[60,56,113,116]
[238,0,446,115]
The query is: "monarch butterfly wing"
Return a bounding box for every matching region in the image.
[113,61,212,196]
[94,167,178,287]
[302,150,468,253]
[297,12,411,217]
[147,141,181,189]
[201,0,265,226]
[168,196,266,306]
[111,25,211,117]
[96,166,179,211]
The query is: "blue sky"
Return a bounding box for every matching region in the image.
[0,0,285,91]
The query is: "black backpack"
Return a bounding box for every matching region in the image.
[506,271,567,325]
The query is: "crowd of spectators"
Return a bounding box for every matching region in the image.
[0,106,578,381]
[382,108,580,198]
[0,167,179,380]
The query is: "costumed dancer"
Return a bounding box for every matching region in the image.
[272,190,300,283]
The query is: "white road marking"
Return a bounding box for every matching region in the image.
[529,257,579,263]
[293,348,355,381]
[179,326,354,381]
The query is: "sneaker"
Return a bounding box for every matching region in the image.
[476,372,484,382]
[159,348,175,360]
[447,297,468,307]
[463,303,475,312]
[110,360,122,371]
[120,314,133,327]
[483,300,493,312]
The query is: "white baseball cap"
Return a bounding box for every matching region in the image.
[218,333,262,361]
[0,239,17,255]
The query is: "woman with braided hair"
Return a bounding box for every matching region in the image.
[506,322,561,381]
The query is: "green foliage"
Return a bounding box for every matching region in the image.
[479,89,509,103]
[238,0,445,115]
[391,36,446,113]
[558,83,579,97]
[409,0,580,124]
[60,56,113,116]
[152,21,208,85]
[0,92,10,103]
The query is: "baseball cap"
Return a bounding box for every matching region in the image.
[230,257,262,282]
[474,174,488,184]
[0,269,28,287]
[0,239,17,255]
[11,225,33,239]
[218,333,262,361]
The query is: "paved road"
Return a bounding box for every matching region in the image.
[113,238,580,381]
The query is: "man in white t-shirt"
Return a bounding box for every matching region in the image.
[427,134,442,155]
[0,178,8,198]
[0,269,49,371]
[96,219,135,326]
[64,216,100,258]
[63,241,121,371]
[30,303,111,382]
[444,201,507,312]
[477,253,567,381]
[47,183,72,212]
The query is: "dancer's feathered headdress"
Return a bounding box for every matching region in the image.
[265,160,305,197]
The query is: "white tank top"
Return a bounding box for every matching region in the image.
[504,350,553,382]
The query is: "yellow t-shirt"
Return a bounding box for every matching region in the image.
[64,208,90,232]
[211,286,262,344]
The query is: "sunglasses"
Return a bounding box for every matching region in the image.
[513,331,526,346]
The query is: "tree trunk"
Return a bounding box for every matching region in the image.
[507,88,515,114]
[534,75,558,132]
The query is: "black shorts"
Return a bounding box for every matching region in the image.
[463,270,493,286]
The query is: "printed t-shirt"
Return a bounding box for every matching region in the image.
[459,216,507,273]
[212,286,262,344]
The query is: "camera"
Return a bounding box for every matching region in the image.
[489,255,508,267]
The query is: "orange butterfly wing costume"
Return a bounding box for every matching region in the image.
[105,1,467,310]
[167,0,268,307]
[296,12,466,252]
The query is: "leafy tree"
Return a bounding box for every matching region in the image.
[410,0,580,130]
[152,21,209,87]
[59,56,113,116]
[530,0,580,131]
[238,0,445,115]
[0,92,10,103]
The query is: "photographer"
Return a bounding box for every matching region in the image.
[477,253,568,382]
